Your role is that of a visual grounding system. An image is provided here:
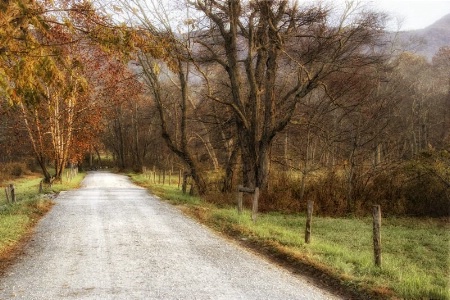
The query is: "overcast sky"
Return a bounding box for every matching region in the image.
[132,0,450,32]
[363,0,450,30]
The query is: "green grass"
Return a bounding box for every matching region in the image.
[1,177,42,206]
[0,172,86,257]
[132,174,201,205]
[0,215,29,251]
[0,172,85,206]
[130,173,450,299]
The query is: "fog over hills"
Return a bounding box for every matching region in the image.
[393,13,450,60]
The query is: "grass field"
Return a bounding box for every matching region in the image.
[131,173,450,300]
[0,172,86,259]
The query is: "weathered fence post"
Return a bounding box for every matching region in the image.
[251,187,260,222]
[372,205,382,267]
[305,200,314,244]
[39,180,43,193]
[9,184,16,203]
[237,186,258,220]
[178,170,181,189]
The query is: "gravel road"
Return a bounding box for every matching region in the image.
[0,172,340,300]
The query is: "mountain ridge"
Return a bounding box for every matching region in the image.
[394,13,450,60]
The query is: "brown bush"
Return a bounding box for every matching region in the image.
[263,156,449,217]
[205,152,449,217]
[0,162,30,181]
[203,192,235,208]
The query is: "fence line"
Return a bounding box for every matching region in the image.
[142,168,187,191]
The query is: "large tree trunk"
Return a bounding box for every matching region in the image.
[222,142,239,193]
[256,141,272,191]
[238,129,257,189]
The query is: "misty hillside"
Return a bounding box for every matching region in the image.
[393,13,450,60]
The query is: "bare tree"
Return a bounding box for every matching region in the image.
[121,0,208,194]
[189,0,388,193]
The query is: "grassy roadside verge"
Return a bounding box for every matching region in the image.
[0,173,86,265]
[131,174,450,300]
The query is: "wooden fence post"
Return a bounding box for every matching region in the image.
[372,205,382,267]
[305,200,314,244]
[251,187,260,222]
[39,180,43,193]
[162,170,166,185]
[158,171,161,184]
[178,170,181,189]
[9,184,16,203]
[168,170,171,186]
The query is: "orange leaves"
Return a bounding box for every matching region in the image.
[1,0,171,169]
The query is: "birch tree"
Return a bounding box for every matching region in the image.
[1,0,126,181]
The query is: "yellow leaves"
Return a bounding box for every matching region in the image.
[397,52,428,68]
[63,18,75,33]
[0,68,12,103]
[130,30,179,71]
[152,62,160,75]
[76,76,89,94]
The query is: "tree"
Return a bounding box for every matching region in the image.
[0,0,129,181]
[189,0,389,193]
[15,52,88,181]
[386,51,449,160]
[431,47,450,150]
[121,0,208,194]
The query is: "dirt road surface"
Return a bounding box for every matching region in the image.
[0,172,339,299]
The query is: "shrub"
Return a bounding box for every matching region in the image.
[401,159,449,217]
[11,163,25,176]
[264,153,449,217]
[0,162,30,181]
